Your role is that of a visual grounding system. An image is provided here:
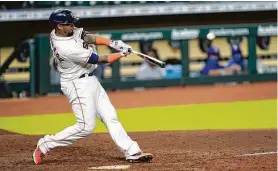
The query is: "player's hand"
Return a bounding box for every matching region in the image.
[110,40,132,52]
[122,43,133,52]
[120,48,131,57]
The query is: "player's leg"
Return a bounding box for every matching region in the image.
[33,78,97,164]
[95,79,152,162]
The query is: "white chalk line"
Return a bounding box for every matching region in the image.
[235,151,277,157]
[89,165,130,170]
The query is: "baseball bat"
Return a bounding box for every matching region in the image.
[131,50,166,68]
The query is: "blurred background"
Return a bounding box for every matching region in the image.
[0,1,277,98]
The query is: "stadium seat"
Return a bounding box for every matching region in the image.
[2,72,29,82]
[257,36,277,56]
[0,47,30,69]
[0,47,30,82]
[103,65,139,78]
[153,40,181,60]
[0,47,14,65]
[261,59,277,67]
[240,38,249,57]
[190,62,204,72]
[120,66,138,77]
[103,67,112,78]
[189,39,206,59]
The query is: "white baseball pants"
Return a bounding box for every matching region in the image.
[37,75,141,157]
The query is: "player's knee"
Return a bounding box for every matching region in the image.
[84,123,95,134]
[76,122,95,136]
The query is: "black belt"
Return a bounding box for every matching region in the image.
[79,72,94,78]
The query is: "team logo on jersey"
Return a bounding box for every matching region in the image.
[83,42,89,49]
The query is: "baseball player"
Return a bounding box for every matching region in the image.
[32,9,153,164]
[200,46,241,76]
[225,44,245,71]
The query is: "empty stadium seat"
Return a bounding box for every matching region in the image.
[0,47,30,69]
[257,36,277,56]
[103,65,138,78]
[1,72,29,82]
[261,59,277,67]
[153,40,181,60]
[189,39,206,59]
[0,47,30,82]
[189,62,204,72]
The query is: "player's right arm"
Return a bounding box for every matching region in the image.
[81,31,132,52]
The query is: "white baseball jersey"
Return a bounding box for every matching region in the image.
[50,27,98,82]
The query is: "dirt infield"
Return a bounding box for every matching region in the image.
[0,129,276,171]
[0,82,277,171]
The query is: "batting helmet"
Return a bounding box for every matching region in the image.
[49,9,79,27]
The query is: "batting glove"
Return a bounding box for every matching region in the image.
[120,48,132,57]
[110,40,133,52]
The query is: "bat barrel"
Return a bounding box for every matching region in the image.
[132,50,166,68]
[147,57,166,68]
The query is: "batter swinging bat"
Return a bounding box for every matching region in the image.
[130,50,166,68]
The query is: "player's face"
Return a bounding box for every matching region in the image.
[58,24,74,36]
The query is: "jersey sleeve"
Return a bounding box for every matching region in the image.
[66,46,93,64]
[73,27,84,39]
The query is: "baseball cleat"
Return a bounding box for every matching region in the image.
[32,146,45,164]
[126,152,153,163]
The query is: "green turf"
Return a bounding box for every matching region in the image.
[0,99,276,135]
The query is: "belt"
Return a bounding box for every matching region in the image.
[79,72,94,79]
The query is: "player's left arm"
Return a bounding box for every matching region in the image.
[81,31,132,51]
[97,49,129,64]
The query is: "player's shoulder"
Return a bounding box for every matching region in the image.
[52,41,75,55]
[73,27,97,39]
[73,27,83,31]
[73,27,84,38]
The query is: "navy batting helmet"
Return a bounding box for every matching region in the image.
[49,9,79,27]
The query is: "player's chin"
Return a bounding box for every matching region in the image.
[67,31,74,37]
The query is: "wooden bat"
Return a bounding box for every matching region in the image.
[131,50,166,68]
